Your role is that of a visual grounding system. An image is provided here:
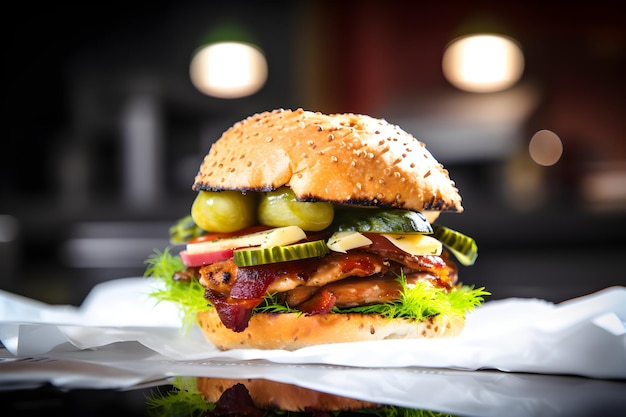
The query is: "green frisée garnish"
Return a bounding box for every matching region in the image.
[333,272,488,321]
[144,248,208,330]
[146,376,214,417]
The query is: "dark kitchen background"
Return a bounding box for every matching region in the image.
[2,0,625,306]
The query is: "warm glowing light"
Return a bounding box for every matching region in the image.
[528,130,563,166]
[190,41,268,98]
[442,34,525,93]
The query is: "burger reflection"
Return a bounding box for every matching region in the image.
[147,376,455,417]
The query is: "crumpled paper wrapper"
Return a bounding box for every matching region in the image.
[1,278,625,379]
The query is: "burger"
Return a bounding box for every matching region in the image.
[147,376,456,416]
[145,108,488,350]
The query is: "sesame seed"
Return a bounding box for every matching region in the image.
[266,137,273,142]
[356,182,362,190]
[331,155,338,162]
[328,134,334,141]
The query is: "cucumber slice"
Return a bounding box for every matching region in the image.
[233,240,329,267]
[332,209,432,234]
[432,224,478,266]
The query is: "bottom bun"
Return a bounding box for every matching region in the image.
[196,309,465,350]
[197,377,381,412]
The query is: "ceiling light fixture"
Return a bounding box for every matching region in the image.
[190,22,268,99]
[442,33,525,93]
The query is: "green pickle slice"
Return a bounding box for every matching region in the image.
[432,224,478,266]
[233,240,329,267]
[332,209,433,234]
[169,215,207,244]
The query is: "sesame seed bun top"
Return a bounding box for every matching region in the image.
[193,108,463,213]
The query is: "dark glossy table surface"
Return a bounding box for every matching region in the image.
[2,349,625,417]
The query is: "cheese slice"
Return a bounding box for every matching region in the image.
[187,226,305,254]
[381,233,442,256]
[326,231,373,253]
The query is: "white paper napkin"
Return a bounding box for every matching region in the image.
[1,278,625,379]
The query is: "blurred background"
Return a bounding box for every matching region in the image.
[2,0,625,306]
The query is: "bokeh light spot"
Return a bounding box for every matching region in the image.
[528,130,563,166]
[190,41,268,99]
[443,34,525,93]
